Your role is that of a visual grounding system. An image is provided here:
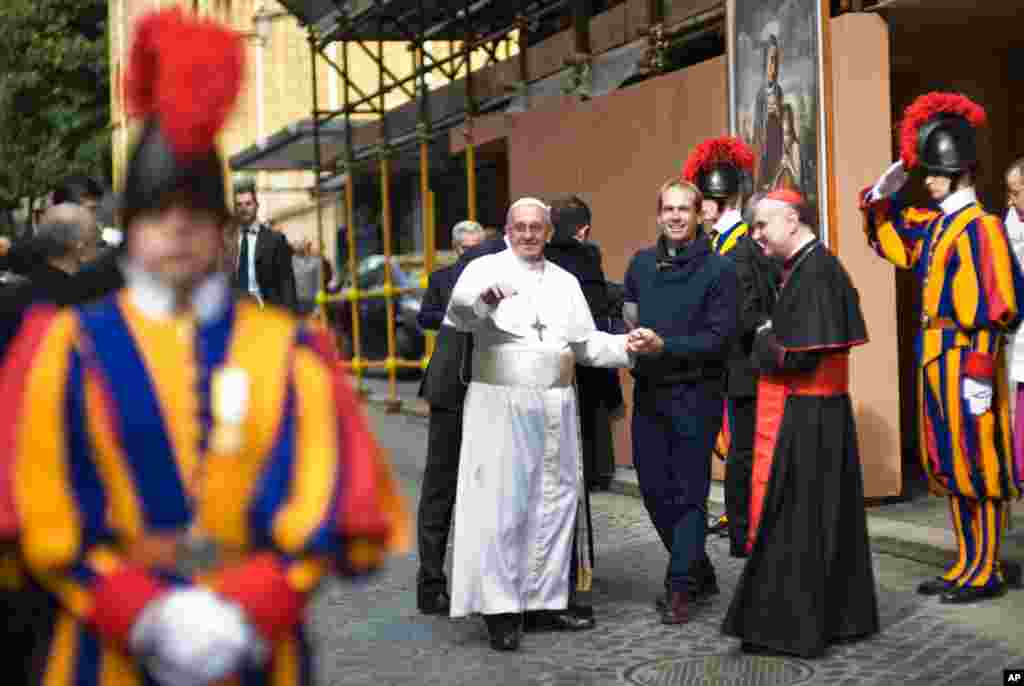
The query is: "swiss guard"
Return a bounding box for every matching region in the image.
[0,7,406,686]
[683,137,779,558]
[861,91,1023,603]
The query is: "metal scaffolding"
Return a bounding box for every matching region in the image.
[275,0,578,411]
[266,0,815,410]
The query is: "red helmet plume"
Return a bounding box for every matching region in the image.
[898,92,986,170]
[682,136,755,183]
[124,7,245,159]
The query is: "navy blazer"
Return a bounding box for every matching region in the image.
[454,237,507,280]
[417,262,469,409]
[417,263,459,332]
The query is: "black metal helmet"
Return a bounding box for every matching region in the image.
[696,162,742,200]
[917,114,978,176]
[120,119,229,231]
[900,92,986,175]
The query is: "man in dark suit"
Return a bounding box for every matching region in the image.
[233,182,298,311]
[454,230,508,279]
[0,202,103,686]
[415,220,486,614]
[544,196,623,490]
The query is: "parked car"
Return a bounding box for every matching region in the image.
[331,255,426,376]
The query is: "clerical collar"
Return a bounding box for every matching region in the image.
[784,236,817,269]
[713,209,743,235]
[122,261,231,323]
[940,187,977,216]
[656,233,707,268]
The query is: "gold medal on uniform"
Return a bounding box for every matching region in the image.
[211,366,249,454]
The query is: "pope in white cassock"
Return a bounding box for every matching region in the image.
[445,198,647,652]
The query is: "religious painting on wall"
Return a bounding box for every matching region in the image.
[727,0,832,243]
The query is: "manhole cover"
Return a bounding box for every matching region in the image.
[624,655,815,686]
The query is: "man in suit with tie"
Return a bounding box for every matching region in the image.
[233,181,298,311]
[415,220,486,615]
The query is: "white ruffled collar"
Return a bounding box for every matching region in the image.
[940,187,977,216]
[122,260,230,323]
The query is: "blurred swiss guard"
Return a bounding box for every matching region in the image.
[861,92,1024,603]
[683,137,779,558]
[0,7,406,686]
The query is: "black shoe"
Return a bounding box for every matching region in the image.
[690,565,720,603]
[1003,560,1022,588]
[655,591,668,613]
[523,609,595,632]
[484,613,522,651]
[939,583,1007,604]
[417,589,451,615]
[917,577,955,596]
[692,576,720,602]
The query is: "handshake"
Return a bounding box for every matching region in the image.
[625,327,662,355]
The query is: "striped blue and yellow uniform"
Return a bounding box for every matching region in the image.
[711,220,749,461]
[862,190,1024,589]
[2,293,406,686]
[712,220,749,257]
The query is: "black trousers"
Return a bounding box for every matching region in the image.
[578,389,616,488]
[724,394,756,556]
[416,405,463,594]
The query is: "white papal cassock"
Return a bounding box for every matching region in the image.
[445,248,632,617]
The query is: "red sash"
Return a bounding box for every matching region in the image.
[747,352,850,552]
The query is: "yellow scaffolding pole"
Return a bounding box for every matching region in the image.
[343,170,365,391]
[424,190,436,362]
[419,131,436,366]
[380,151,401,412]
[466,133,477,222]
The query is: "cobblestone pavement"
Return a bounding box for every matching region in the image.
[307,407,1024,686]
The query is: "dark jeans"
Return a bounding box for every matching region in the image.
[724,395,756,555]
[632,381,721,593]
[416,405,463,594]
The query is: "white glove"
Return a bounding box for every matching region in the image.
[868,161,909,202]
[130,588,268,686]
[962,377,993,416]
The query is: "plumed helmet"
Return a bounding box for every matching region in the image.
[119,7,245,230]
[683,137,754,200]
[899,92,986,175]
[697,164,742,199]
[916,115,978,176]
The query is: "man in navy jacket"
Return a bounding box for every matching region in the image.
[623,179,739,626]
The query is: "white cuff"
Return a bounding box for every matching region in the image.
[472,296,497,319]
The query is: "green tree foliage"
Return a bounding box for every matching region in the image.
[0,0,110,214]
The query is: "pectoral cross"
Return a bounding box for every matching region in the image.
[531,315,547,342]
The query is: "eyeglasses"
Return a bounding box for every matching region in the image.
[507,222,547,237]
